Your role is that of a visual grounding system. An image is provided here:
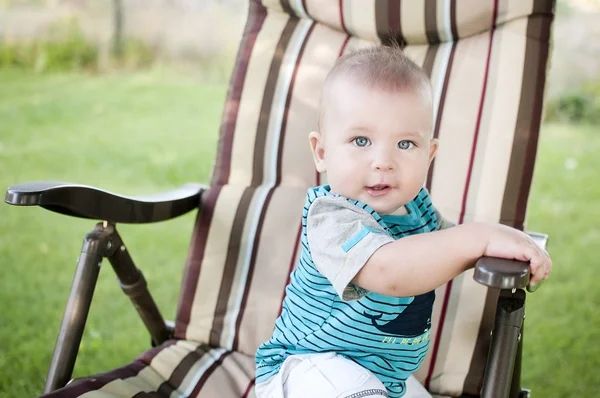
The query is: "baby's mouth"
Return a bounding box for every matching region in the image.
[366,184,391,197]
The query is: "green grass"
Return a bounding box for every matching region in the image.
[0,69,598,397]
[522,122,600,396]
[0,68,225,396]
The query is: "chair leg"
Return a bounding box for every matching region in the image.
[105,226,172,346]
[480,289,526,398]
[44,222,172,393]
[44,223,111,393]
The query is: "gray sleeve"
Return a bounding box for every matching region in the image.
[306,196,394,301]
[434,208,455,230]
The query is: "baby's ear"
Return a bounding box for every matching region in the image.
[308,131,327,173]
[428,138,439,165]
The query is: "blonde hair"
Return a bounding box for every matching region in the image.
[319,45,432,130]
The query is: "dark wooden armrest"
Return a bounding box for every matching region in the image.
[5,181,206,224]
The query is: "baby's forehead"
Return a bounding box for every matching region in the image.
[319,77,433,137]
[323,73,430,108]
[322,76,431,114]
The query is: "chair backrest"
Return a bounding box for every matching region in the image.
[173,1,554,395]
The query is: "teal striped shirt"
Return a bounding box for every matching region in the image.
[255,185,440,397]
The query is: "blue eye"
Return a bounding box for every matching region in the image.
[353,137,371,147]
[398,140,415,150]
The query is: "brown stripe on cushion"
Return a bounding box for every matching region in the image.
[234,26,348,355]
[220,22,316,353]
[232,189,308,356]
[449,21,523,395]
[209,188,256,347]
[425,42,456,192]
[228,15,292,186]
[228,187,275,349]
[375,0,403,46]
[44,362,148,397]
[457,0,498,225]
[176,187,221,339]
[375,0,389,44]
[191,351,255,397]
[457,13,541,389]
[422,45,438,78]
[426,0,457,192]
[339,0,348,34]
[152,344,230,394]
[421,34,502,391]
[279,22,346,187]
[275,21,316,185]
[280,0,294,15]
[213,0,267,186]
[251,18,299,186]
[388,0,401,44]
[460,8,552,390]
[231,24,317,352]
[208,17,301,348]
[425,0,499,390]
[461,286,499,394]
[425,0,440,44]
[242,379,255,398]
[153,343,223,395]
[138,339,178,364]
[500,4,552,230]
[188,351,233,396]
[534,0,554,13]
[45,341,176,397]
[131,392,163,397]
[449,0,458,39]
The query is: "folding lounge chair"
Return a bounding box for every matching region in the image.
[4,0,555,397]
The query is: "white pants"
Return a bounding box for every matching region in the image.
[255,352,432,398]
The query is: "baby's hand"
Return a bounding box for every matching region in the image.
[479,223,552,288]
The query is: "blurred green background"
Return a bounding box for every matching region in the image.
[1,0,599,397]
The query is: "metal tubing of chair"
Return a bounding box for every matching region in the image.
[510,324,525,398]
[105,226,171,346]
[481,289,526,398]
[44,223,111,393]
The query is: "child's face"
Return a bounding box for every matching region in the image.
[310,79,438,215]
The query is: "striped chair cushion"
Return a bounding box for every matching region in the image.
[47,1,552,397]
[44,339,458,397]
[45,340,458,398]
[45,341,256,397]
[264,0,549,45]
[170,0,553,396]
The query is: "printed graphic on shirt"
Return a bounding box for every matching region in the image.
[363,290,434,338]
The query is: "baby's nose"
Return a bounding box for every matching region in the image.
[372,152,395,170]
[374,162,394,171]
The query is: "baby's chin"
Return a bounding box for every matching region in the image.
[357,197,406,215]
[328,186,406,214]
[369,204,405,215]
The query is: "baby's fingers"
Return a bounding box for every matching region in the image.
[528,248,551,288]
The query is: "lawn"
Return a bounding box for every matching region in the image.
[0,69,598,397]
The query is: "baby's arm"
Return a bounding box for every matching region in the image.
[353,222,552,297]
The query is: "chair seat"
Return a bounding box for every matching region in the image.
[42,339,455,398]
[44,340,256,398]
